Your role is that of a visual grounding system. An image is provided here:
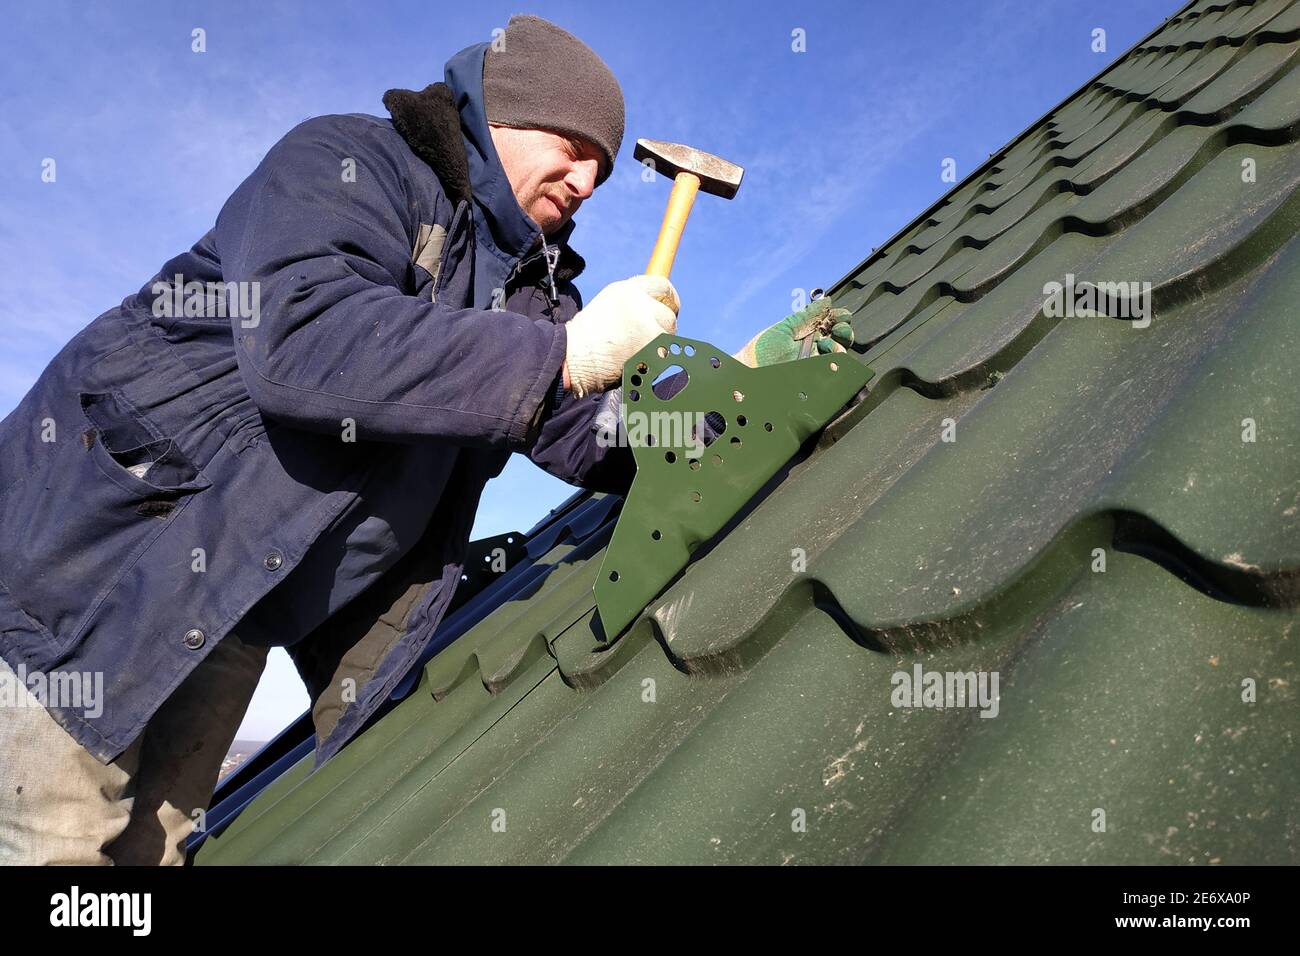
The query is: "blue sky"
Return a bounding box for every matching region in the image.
[0,0,1177,741]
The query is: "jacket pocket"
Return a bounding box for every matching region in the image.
[0,390,210,652]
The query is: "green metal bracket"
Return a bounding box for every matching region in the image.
[593,333,874,642]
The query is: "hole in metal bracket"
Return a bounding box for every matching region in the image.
[651,364,687,400]
[695,410,726,448]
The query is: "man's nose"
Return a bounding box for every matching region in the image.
[568,159,599,199]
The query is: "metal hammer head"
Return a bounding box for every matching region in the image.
[633,138,744,199]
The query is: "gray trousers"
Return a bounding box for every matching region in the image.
[0,634,267,865]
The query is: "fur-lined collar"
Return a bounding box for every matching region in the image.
[382,83,586,282]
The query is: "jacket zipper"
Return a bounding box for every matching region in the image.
[503,234,562,311]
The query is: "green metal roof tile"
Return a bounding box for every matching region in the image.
[1149,44,1238,104]
[206,548,1296,864]
[853,289,916,347]
[194,0,1300,865]
[943,205,1085,299]
[1259,0,1300,36]
[836,270,1300,628]
[1173,6,1239,45]
[1081,123,1215,218]
[1176,0,1224,18]
[1180,38,1298,116]
[1150,17,1197,48]
[1103,247,1300,582]
[1069,108,1168,188]
[1046,89,1116,144]
[890,212,964,259]
[311,657,562,865]
[983,135,1052,183]
[927,192,973,226]
[879,232,970,288]
[865,553,1295,865]
[1187,0,1237,19]
[1084,143,1300,290]
[424,543,600,698]
[1132,48,1204,98]
[1217,6,1258,36]
[856,295,962,368]
[972,156,1060,217]
[969,163,1061,225]
[1097,49,1161,92]
[1233,56,1300,127]
[551,608,645,687]
[1227,0,1297,37]
[1056,101,1144,161]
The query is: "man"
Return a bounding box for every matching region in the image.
[0,14,684,866]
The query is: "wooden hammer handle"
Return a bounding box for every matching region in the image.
[645,172,700,278]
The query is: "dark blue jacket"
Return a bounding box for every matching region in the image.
[0,40,633,768]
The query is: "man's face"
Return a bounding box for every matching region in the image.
[489,124,606,235]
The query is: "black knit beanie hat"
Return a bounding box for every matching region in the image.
[482,14,625,186]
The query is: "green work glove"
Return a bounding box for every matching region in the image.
[732,297,855,368]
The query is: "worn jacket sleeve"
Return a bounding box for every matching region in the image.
[215,115,566,447]
[526,382,636,495]
[522,279,635,495]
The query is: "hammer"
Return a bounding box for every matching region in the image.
[635,138,744,278]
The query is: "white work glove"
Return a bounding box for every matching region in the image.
[563,274,680,398]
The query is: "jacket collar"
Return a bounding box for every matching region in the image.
[382,45,586,284]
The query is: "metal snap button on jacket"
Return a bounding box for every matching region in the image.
[183,628,206,650]
[263,550,284,572]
